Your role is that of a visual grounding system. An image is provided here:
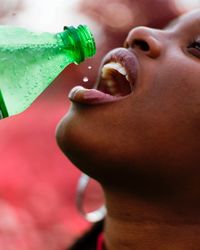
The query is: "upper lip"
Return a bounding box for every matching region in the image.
[94,48,138,96]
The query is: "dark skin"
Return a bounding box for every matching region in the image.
[56,9,200,250]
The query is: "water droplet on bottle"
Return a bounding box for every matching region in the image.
[88,66,92,70]
[83,77,89,82]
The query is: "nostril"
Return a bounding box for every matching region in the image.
[132,39,149,51]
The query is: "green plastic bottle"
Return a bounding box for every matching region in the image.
[0,25,96,119]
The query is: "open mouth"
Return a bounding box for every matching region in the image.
[68,48,138,105]
[97,61,133,97]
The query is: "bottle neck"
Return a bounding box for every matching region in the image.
[58,25,96,64]
[61,26,85,63]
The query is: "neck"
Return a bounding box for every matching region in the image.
[103,189,200,250]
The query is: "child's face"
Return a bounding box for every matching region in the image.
[56,10,200,192]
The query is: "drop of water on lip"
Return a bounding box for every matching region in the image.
[88,66,92,70]
[83,76,89,82]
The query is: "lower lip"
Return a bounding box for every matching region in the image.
[68,86,124,105]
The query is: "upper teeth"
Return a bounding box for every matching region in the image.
[101,62,128,79]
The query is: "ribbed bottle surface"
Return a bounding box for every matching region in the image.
[77,25,96,58]
[61,25,96,63]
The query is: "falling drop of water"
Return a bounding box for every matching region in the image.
[88,65,92,70]
[83,76,89,82]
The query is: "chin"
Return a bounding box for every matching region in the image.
[56,106,82,161]
[55,106,106,179]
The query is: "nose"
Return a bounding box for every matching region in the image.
[124,26,162,58]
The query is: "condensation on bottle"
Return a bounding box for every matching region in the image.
[0,25,96,119]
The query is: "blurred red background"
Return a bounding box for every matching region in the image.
[0,0,198,249]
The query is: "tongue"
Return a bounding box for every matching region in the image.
[68,86,121,105]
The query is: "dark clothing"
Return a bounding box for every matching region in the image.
[68,220,104,250]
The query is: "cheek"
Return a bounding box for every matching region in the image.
[148,56,200,116]
[138,59,200,155]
